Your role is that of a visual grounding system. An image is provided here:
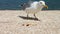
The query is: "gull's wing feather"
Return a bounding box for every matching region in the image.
[30,1,38,9]
[21,0,33,10]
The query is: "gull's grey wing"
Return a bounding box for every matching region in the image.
[20,0,33,10]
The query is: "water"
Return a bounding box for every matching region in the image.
[0,0,60,10]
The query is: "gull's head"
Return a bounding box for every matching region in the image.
[39,1,48,9]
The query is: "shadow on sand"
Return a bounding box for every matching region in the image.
[19,16,40,21]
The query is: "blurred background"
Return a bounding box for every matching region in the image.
[0,0,59,10]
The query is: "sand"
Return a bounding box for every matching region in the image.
[0,10,60,34]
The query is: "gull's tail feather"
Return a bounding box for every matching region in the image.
[21,0,33,10]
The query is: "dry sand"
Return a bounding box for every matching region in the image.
[0,10,60,34]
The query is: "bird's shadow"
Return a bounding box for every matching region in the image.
[18,16,40,21]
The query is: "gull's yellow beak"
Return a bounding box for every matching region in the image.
[44,5,48,9]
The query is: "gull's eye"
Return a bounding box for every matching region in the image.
[40,2,42,4]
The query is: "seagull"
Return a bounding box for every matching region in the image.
[23,0,48,18]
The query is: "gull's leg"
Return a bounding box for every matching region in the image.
[34,13,37,18]
[34,13,40,21]
[27,13,29,18]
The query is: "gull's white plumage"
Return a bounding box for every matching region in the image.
[25,1,48,18]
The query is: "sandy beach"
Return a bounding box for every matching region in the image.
[0,10,60,34]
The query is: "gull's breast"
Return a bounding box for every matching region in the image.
[25,8,40,14]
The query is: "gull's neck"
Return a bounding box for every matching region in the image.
[36,3,43,10]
